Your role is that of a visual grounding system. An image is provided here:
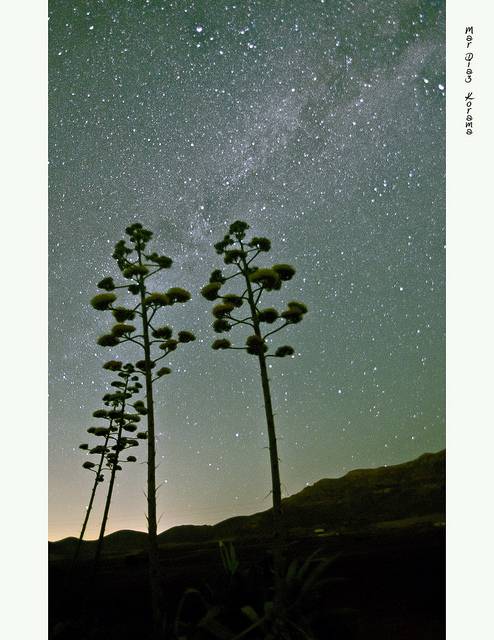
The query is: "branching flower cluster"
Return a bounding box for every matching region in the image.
[90,224,195,371]
[201,220,308,357]
[79,362,146,477]
[74,362,146,568]
[201,220,308,604]
[78,220,306,625]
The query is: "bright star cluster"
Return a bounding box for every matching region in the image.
[49,0,445,540]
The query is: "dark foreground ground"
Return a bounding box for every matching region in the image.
[49,520,445,640]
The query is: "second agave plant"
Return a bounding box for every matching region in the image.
[74,361,147,569]
[201,219,308,605]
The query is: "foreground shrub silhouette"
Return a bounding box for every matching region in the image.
[202,220,308,607]
[174,542,335,640]
[91,223,195,635]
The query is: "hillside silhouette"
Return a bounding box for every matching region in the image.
[50,450,445,639]
[50,449,444,559]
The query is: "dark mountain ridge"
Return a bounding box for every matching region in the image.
[50,449,444,558]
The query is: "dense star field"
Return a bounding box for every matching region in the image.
[48,0,445,541]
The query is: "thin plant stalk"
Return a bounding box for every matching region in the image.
[92,378,130,574]
[72,420,113,568]
[240,250,284,591]
[137,244,162,630]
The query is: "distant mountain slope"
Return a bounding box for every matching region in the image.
[50,450,445,557]
[201,450,445,539]
[49,529,149,559]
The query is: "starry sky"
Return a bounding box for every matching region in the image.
[48,0,445,541]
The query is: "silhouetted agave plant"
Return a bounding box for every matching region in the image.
[202,220,308,605]
[73,366,140,568]
[90,222,195,632]
[92,363,144,573]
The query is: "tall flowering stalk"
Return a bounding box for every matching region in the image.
[201,220,308,605]
[92,361,146,573]
[90,223,195,633]
[73,365,135,567]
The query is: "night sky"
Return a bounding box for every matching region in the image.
[48,0,445,541]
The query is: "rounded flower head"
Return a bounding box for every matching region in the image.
[102,360,122,371]
[145,292,170,307]
[178,330,196,343]
[156,367,172,377]
[212,302,235,318]
[222,294,243,308]
[229,220,250,238]
[281,301,308,324]
[97,334,120,347]
[125,222,144,236]
[275,345,295,358]
[287,301,308,314]
[145,252,173,268]
[223,249,246,265]
[112,240,132,264]
[136,360,156,372]
[201,282,222,301]
[111,323,136,337]
[248,237,271,252]
[212,338,231,350]
[122,264,149,279]
[126,223,153,247]
[97,277,116,291]
[166,287,191,304]
[133,400,148,415]
[91,293,117,311]
[258,308,279,324]
[112,307,136,322]
[152,325,173,339]
[93,427,110,437]
[214,234,233,254]
[209,269,225,284]
[272,264,296,281]
[90,445,108,455]
[249,268,281,291]
[213,318,232,333]
[159,339,178,351]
